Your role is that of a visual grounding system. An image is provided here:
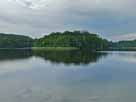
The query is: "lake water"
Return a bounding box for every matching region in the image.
[0,50,136,102]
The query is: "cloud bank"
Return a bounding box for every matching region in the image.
[0,0,136,40]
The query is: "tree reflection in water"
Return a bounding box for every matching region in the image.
[0,49,108,65]
[33,50,108,65]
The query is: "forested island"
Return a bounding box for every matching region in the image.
[0,31,136,51]
[33,31,109,50]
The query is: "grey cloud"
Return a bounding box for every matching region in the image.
[0,0,136,40]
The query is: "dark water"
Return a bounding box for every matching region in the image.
[0,50,136,102]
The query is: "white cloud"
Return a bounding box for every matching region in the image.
[15,0,54,9]
[111,33,136,41]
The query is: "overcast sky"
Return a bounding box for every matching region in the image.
[0,0,136,41]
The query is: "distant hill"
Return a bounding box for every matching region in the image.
[109,40,136,51]
[112,40,136,48]
[33,31,109,50]
[0,31,123,50]
[0,33,33,48]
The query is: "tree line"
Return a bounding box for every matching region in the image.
[1,31,135,50]
[33,31,109,50]
[0,33,33,48]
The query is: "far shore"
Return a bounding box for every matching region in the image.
[0,47,79,51]
[32,47,79,51]
[0,47,136,51]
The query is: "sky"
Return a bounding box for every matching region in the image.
[0,0,136,41]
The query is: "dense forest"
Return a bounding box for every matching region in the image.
[33,31,109,50]
[112,40,136,49]
[0,31,136,50]
[0,33,33,48]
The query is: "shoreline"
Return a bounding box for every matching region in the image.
[0,47,79,51]
[0,47,136,51]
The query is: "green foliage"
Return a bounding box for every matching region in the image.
[0,31,109,50]
[0,33,33,48]
[32,47,78,51]
[33,31,109,50]
[112,40,136,49]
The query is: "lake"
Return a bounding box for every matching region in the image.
[0,50,136,102]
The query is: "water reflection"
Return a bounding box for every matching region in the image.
[0,49,107,65]
[0,49,32,61]
[0,51,136,102]
[33,50,108,65]
[111,51,136,63]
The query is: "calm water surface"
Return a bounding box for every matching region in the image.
[0,50,136,102]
